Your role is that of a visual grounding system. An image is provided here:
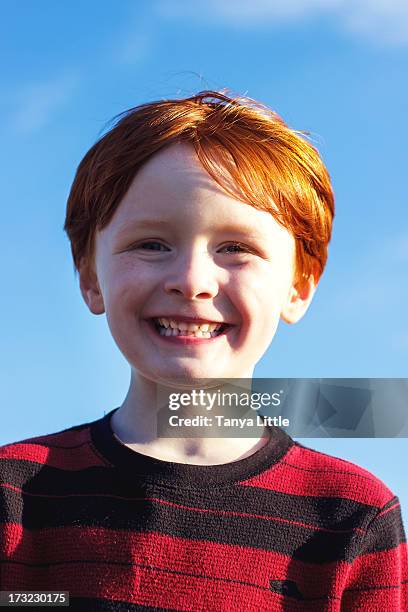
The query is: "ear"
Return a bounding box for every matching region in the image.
[78,258,105,315]
[280,272,317,324]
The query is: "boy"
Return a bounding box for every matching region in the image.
[1,91,406,611]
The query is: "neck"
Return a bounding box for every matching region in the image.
[110,369,270,465]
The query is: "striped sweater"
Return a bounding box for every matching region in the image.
[0,407,407,611]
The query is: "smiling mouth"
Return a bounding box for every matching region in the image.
[151,318,230,339]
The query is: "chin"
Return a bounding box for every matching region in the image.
[147,365,226,390]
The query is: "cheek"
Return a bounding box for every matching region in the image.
[103,264,151,309]
[229,264,290,322]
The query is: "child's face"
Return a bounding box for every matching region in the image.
[80,143,315,386]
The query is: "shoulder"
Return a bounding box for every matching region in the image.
[245,440,395,510]
[289,442,394,507]
[0,416,103,481]
[0,419,91,456]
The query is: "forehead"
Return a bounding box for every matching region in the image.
[119,142,233,214]
[135,142,210,185]
[106,143,272,230]
[95,142,295,262]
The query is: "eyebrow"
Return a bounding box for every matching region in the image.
[115,220,172,236]
[115,219,268,240]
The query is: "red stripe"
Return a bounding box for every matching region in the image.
[344,542,408,589]
[0,562,297,611]
[0,439,105,470]
[1,427,90,449]
[341,582,408,610]
[240,445,394,507]
[1,526,349,601]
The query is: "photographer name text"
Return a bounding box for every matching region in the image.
[168,415,289,428]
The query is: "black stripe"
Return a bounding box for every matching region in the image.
[359,504,407,556]
[0,459,381,532]
[1,491,363,563]
[68,592,341,610]
[69,597,178,611]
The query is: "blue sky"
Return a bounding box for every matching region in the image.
[1,1,407,523]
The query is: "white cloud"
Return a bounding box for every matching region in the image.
[12,72,79,135]
[158,0,340,24]
[344,0,408,46]
[155,0,408,46]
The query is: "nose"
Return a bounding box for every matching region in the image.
[164,248,219,300]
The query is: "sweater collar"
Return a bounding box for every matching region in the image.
[90,407,294,487]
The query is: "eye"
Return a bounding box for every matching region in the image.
[219,242,251,254]
[136,241,170,251]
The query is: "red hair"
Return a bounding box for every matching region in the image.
[64,90,334,285]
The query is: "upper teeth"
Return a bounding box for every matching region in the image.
[156,318,222,332]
